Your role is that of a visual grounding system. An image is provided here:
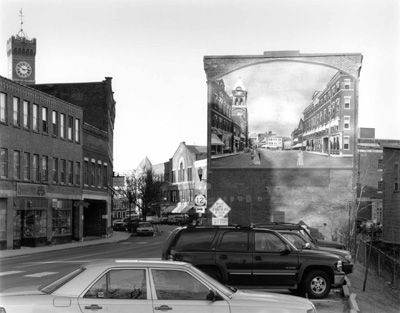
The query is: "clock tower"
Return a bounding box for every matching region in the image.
[7,10,36,85]
[232,77,248,121]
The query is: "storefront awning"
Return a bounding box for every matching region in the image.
[211,133,225,146]
[180,206,194,214]
[162,205,177,213]
[172,204,187,213]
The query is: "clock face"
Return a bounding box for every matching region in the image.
[15,61,32,78]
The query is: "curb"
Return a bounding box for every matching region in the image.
[344,276,360,313]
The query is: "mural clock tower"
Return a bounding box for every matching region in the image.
[232,77,249,146]
[7,10,36,85]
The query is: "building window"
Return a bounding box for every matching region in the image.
[394,163,399,191]
[0,148,7,178]
[378,158,383,171]
[344,97,351,109]
[42,107,48,133]
[13,97,20,126]
[68,160,73,184]
[60,113,66,138]
[344,79,351,89]
[97,163,102,187]
[84,160,89,185]
[52,111,58,136]
[61,159,66,184]
[52,206,71,235]
[344,116,350,130]
[376,206,382,224]
[53,158,58,183]
[42,156,48,182]
[33,104,39,131]
[23,152,30,180]
[23,101,29,129]
[75,162,81,185]
[75,118,80,143]
[378,180,383,193]
[68,116,73,140]
[13,150,21,179]
[33,154,39,181]
[103,164,108,187]
[343,136,350,150]
[0,93,6,123]
[91,161,95,186]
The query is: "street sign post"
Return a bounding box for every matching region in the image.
[209,198,231,225]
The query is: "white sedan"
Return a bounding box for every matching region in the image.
[0,259,317,313]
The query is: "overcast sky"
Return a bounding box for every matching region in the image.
[1,0,399,174]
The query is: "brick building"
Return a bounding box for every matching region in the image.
[382,145,400,245]
[31,79,116,237]
[0,76,83,248]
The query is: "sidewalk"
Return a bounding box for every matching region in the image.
[0,231,132,259]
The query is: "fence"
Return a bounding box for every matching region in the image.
[356,239,400,288]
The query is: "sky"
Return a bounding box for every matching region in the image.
[1,0,399,175]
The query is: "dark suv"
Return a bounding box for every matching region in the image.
[255,223,346,250]
[162,225,346,299]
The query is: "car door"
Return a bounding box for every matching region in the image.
[252,231,299,287]
[150,268,230,313]
[78,268,153,313]
[215,230,253,285]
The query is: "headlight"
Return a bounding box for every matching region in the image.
[336,260,343,272]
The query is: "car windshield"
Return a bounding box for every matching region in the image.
[139,222,152,227]
[39,267,85,294]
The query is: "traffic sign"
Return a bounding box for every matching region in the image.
[194,195,207,207]
[195,206,206,214]
[209,198,231,218]
[212,217,228,226]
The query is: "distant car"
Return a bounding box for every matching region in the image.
[136,222,154,236]
[148,216,167,224]
[0,259,317,313]
[167,214,190,225]
[112,220,127,231]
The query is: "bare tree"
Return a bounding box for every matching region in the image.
[125,167,165,221]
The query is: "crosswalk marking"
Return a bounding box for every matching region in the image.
[0,271,24,277]
[24,272,58,278]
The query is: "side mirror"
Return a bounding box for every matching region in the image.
[302,242,312,249]
[206,290,216,301]
[206,290,223,301]
[281,244,291,255]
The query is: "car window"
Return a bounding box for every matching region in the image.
[174,229,216,250]
[84,269,147,299]
[254,232,285,252]
[152,269,210,300]
[219,231,249,252]
[281,233,306,249]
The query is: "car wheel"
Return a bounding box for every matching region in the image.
[301,270,331,299]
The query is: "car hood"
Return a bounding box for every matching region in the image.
[230,289,314,310]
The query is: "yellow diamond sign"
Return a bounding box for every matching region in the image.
[209,198,231,218]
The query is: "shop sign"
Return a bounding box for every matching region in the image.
[17,183,47,197]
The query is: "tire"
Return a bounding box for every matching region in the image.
[301,270,331,299]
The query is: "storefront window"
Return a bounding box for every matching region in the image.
[52,208,71,235]
[22,210,47,238]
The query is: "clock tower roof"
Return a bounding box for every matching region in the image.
[233,77,246,91]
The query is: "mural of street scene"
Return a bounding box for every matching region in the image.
[210,62,356,168]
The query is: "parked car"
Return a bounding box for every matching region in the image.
[136,222,154,236]
[162,225,345,299]
[255,222,347,250]
[0,259,317,313]
[149,216,167,224]
[277,230,353,274]
[167,214,190,225]
[123,216,141,233]
[112,219,127,231]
